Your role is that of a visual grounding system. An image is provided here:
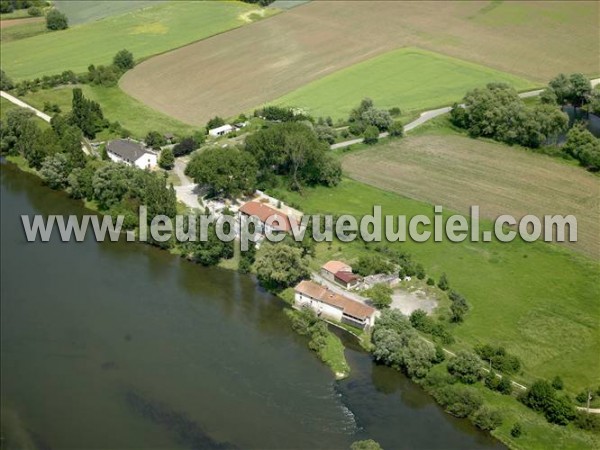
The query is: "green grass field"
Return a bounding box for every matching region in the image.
[21,85,197,138]
[1,1,275,80]
[273,48,537,120]
[269,180,599,393]
[54,0,166,25]
[0,20,47,42]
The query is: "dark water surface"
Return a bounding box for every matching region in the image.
[0,162,504,450]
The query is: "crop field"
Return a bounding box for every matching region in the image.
[273,48,535,120]
[21,85,196,138]
[54,0,166,25]
[342,130,600,259]
[271,179,600,392]
[1,1,275,80]
[120,0,598,125]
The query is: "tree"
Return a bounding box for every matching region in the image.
[172,137,197,156]
[70,88,106,139]
[185,147,258,198]
[437,273,449,291]
[355,255,394,276]
[92,164,133,210]
[190,223,234,265]
[472,406,503,431]
[113,49,135,72]
[568,73,592,108]
[363,125,379,144]
[60,125,86,168]
[254,244,311,291]
[0,70,13,90]
[206,116,225,130]
[562,124,600,170]
[432,384,483,418]
[158,148,175,170]
[389,121,404,137]
[40,153,70,189]
[350,440,383,450]
[364,283,393,309]
[447,351,483,384]
[46,9,68,30]
[145,131,166,150]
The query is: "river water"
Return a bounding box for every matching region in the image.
[0,162,504,450]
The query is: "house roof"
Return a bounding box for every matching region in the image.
[334,271,361,284]
[107,139,151,162]
[322,260,352,274]
[209,124,235,134]
[295,280,375,320]
[239,201,294,232]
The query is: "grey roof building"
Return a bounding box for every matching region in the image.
[106,139,150,163]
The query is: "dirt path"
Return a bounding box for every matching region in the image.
[0,17,43,29]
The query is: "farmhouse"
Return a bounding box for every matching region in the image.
[294,280,376,329]
[333,271,361,290]
[208,124,235,137]
[320,260,360,288]
[106,139,157,170]
[239,201,295,234]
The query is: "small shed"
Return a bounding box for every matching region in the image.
[208,124,235,137]
[334,271,361,289]
[320,261,352,282]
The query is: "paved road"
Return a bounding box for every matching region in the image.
[330,79,600,150]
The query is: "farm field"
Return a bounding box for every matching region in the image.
[20,85,196,138]
[1,1,276,80]
[342,126,600,259]
[269,179,600,393]
[120,0,598,125]
[0,18,47,42]
[273,48,536,120]
[54,0,166,25]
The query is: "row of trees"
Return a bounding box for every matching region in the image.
[450,83,569,148]
[3,49,135,96]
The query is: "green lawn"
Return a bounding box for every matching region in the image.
[0,20,47,42]
[21,85,197,138]
[54,0,166,25]
[273,48,537,120]
[268,180,599,393]
[1,1,275,80]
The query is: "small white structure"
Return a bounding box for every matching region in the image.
[294,280,377,329]
[106,139,157,170]
[208,124,236,137]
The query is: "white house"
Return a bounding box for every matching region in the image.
[294,280,377,329]
[208,124,236,137]
[106,139,157,170]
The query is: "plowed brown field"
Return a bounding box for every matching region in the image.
[120,0,598,125]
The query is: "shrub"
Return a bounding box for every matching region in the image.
[364,284,393,309]
[433,384,483,418]
[437,273,449,291]
[113,49,135,72]
[426,277,435,286]
[363,125,380,144]
[389,107,401,117]
[472,406,503,431]
[574,412,600,433]
[28,6,42,16]
[46,9,68,30]
[158,148,175,170]
[474,343,521,375]
[510,422,522,438]
[552,376,564,390]
[447,351,483,384]
[389,121,404,137]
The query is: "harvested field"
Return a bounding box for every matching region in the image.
[121,0,598,125]
[342,134,600,259]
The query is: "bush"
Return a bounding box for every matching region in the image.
[552,376,564,390]
[389,121,404,137]
[521,379,576,425]
[433,384,483,418]
[447,351,483,384]
[113,49,135,72]
[28,6,42,16]
[474,343,521,375]
[172,137,197,157]
[363,125,380,144]
[574,412,600,433]
[510,422,522,438]
[46,9,68,30]
[437,273,449,291]
[426,277,435,286]
[158,148,175,170]
[364,284,393,309]
[472,406,503,431]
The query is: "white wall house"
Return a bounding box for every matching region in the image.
[106,139,157,170]
[208,124,236,137]
[294,280,377,329]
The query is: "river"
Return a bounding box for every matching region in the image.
[0,161,504,450]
